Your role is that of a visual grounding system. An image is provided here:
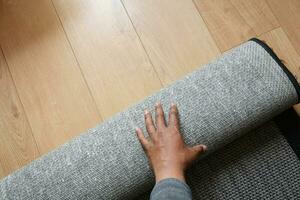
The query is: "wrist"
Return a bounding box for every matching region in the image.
[154,168,185,183]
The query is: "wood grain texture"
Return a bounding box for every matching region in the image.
[267,0,300,57]
[231,0,279,35]
[194,0,255,52]
[259,28,300,81]
[0,0,101,154]
[259,28,300,113]
[52,0,162,118]
[0,48,39,179]
[122,0,220,85]
[1,0,300,178]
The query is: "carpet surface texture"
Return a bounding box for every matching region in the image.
[0,39,299,199]
[137,119,300,199]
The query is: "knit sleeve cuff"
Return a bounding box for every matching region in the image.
[150,178,192,200]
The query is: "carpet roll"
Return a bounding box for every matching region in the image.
[137,117,300,200]
[0,39,299,200]
[185,118,300,199]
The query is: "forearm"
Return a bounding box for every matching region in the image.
[150,178,192,200]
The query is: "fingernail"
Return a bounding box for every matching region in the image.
[155,102,161,106]
[202,145,207,152]
[144,109,149,115]
[171,102,176,106]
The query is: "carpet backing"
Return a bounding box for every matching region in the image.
[0,39,299,199]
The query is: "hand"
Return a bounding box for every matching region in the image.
[136,102,207,183]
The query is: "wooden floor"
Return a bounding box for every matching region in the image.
[1,0,300,179]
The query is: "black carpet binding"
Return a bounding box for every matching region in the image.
[250,38,300,159]
[250,38,300,103]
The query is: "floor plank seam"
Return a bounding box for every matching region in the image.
[0,46,41,157]
[192,0,222,54]
[229,0,257,36]
[265,0,300,60]
[49,0,104,122]
[120,0,164,87]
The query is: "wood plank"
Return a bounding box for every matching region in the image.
[194,0,255,52]
[122,0,220,85]
[52,0,162,118]
[259,28,300,87]
[267,0,300,57]
[0,48,39,179]
[0,0,101,154]
[259,28,300,113]
[230,0,279,35]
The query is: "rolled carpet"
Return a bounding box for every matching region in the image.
[137,109,300,199]
[0,38,299,199]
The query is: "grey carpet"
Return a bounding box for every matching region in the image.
[187,121,300,199]
[137,121,300,200]
[0,39,299,199]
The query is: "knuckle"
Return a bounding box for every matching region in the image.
[156,112,164,117]
[145,119,152,125]
[138,136,145,143]
[151,136,158,143]
[142,141,148,147]
[170,109,177,115]
[148,128,155,134]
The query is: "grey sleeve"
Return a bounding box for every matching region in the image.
[150,178,192,200]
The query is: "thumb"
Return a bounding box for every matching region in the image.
[187,144,207,161]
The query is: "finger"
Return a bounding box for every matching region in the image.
[188,144,207,161]
[168,103,179,129]
[135,128,149,150]
[144,109,156,139]
[155,102,166,129]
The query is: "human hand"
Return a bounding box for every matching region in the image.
[136,102,207,183]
